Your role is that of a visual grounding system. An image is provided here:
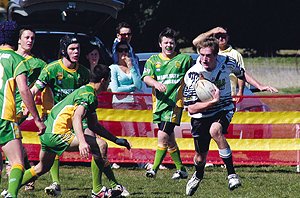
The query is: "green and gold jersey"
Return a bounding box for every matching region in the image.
[141,53,192,113]
[15,55,47,114]
[44,84,97,135]
[0,48,29,122]
[35,59,90,104]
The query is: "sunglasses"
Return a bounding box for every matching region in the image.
[119,33,132,36]
[117,48,129,53]
[214,33,227,39]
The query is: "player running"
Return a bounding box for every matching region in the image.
[184,37,242,196]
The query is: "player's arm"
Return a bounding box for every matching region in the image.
[193,27,227,47]
[245,72,278,93]
[143,76,166,92]
[88,112,131,150]
[16,74,45,135]
[187,85,220,114]
[73,105,90,158]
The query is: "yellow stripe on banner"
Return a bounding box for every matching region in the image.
[37,105,300,124]
[232,111,300,124]
[22,132,300,151]
[96,109,300,124]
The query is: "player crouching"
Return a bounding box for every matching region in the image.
[20,64,131,198]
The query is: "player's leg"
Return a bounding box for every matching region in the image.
[146,127,168,177]
[209,111,241,190]
[84,135,123,198]
[166,124,187,179]
[2,139,24,198]
[22,146,35,191]
[22,150,56,186]
[186,117,211,196]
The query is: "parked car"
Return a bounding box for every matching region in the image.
[8,0,125,64]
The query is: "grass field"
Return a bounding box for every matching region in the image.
[1,164,299,198]
[244,57,300,90]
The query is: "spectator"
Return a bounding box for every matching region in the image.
[184,37,242,196]
[193,27,278,96]
[142,27,192,179]
[109,41,145,137]
[20,64,131,198]
[112,22,141,75]
[85,44,103,71]
[0,20,45,198]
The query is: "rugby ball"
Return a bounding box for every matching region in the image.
[194,79,216,102]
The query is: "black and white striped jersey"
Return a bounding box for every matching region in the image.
[183,55,245,118]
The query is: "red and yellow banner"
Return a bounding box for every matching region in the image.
[16,93,300,165]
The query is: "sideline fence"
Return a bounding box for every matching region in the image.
[4,92,300,168]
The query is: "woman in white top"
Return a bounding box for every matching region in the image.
[109,41,142,103]
[109,41,147,137]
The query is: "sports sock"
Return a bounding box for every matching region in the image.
[195,161,205,179]
[221,156,236,175]
[219,148,236,175]
[21,167,38,186]
[103,162,118,188]
[50,157,60,184]
[8,164,24,197]
[91,157,104,193]
[152,146,167,172]
[169,147,186,172]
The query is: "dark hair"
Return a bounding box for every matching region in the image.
[90,64,110,83]
[115,40,130,50]
[158,27,177,43]
[59,35,79,57]
[0,20,19,46]
[115,22,131,34]
[85,44,100,55]
[197,37,219,55]
[19,27,35,39]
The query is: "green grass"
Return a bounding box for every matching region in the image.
[2,164,299,197]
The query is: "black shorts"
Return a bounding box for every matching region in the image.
[191,110,233,153]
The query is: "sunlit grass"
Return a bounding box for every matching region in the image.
[1,164,299,197]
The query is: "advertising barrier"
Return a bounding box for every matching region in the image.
[14,93,300,166]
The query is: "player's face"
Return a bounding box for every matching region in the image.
[86,49,100,67]
[19,30,35,52]
[159,36,176,57]
[117,27,132,43]
[67,43,80,62]
[199,47,217,71]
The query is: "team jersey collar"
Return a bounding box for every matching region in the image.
[59,59,79,72]
[158,52,177,60]
[86,83,96,93]
[0,47,14,51]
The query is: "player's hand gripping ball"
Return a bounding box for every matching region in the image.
[194,79,216,102]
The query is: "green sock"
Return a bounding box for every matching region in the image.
[103,163,118,188]
[50,158,60,184]
[92,157,104,193]
[8,164,24,197]
[21,167,38,186]
[152,147,167,172]
[169,147,186,171]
